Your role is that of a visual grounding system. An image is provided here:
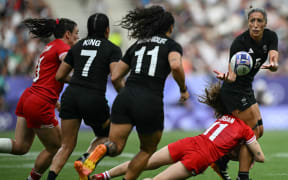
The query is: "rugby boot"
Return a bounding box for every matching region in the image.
[82,144,107,176]
[211,157,231,180]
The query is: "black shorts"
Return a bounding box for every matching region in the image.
[220,88,256,113]
[60,85,110,137]
[111,87,164,134]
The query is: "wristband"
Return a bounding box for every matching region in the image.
[180,85,187,93]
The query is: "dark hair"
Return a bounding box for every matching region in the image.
[120,5,175,39]
[87,13,109,38]
[198,82,228,118]
[247,7,267,23]
[22,18,77,38]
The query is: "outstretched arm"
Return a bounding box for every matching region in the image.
[213,61,236,83]
[246,140,265,163]
[261,50,279,72]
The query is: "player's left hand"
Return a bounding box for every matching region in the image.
[261,52,278,72]
[261,62,278,72]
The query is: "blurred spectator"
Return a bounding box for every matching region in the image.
[131,0,288,75]
[2,0,288,76]
[0,0,52,77]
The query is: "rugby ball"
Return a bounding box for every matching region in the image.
[230,51,253,76]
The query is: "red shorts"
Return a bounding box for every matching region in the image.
[168,136,210,175]
[15,88,58,128]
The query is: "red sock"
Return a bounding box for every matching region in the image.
[27,168,42,180]
[92,171,110,180]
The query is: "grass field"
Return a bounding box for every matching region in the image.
[0,130,287,180]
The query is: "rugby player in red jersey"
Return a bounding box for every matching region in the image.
[0,18,79,180]
[91,83,264,180]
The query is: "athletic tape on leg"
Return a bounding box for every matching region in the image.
[0,138,12,153]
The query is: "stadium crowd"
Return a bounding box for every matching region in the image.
[131,0,288,75]
[1,0,288,77]
[0,0,288,110]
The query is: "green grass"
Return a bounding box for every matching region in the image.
[0,130,287,180]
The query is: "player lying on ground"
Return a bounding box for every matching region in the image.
[91,82,264,180]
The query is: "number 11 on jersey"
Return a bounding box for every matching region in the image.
[203,122,228,141]
[134,46,159,77]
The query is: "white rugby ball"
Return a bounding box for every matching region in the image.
[230,51,253,76]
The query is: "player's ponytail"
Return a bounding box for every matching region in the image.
[23,18,77,39]
[87,13,109,38]
[198,82,228,118]
[120,5,175,39]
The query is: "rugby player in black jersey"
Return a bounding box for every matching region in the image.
[47,13,124,180]
[213,7,279,180]
[77,6,190,180]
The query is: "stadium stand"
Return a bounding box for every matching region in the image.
[0,0,288,131]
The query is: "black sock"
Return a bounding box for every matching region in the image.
[237,171,249,180]
[47,171,57,180]
[216,155,230,170]
[222,155,230,164]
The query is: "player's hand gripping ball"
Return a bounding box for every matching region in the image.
[230,51,253,76]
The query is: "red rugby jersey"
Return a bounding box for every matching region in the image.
[199,115,256,161]
[30,39,70,104]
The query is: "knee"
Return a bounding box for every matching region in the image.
[105,141,120,157]
[46,143,62,155]
[140,144,157,155]
[12,141,30,155]
[45,137,63,155]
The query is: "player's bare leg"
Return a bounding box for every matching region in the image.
[124,130,162,180]
[30,125,61,180]
[152,161,192,180]
[0,117,37,179]
[233,104,262,180]
[79,123,132,178]
[91,145,174,180]
[3,117,35,155]
[74,119,110,176]
[48,118,81,180]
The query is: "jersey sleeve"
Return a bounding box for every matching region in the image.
[167,40,183,55]
[122,44,135,66]
[243,125,256,145]
[109,45,122,64]
[229,39,245,61]
[268,30,278,51]
[64,49,74,67]
[57,43,70,61]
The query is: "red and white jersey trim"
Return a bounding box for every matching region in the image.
[246,135,256,144]
[59,52,68,60]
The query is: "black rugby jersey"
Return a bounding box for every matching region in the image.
[122,34,183,96]
[222,28,278,93]
[64,36,122,95]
